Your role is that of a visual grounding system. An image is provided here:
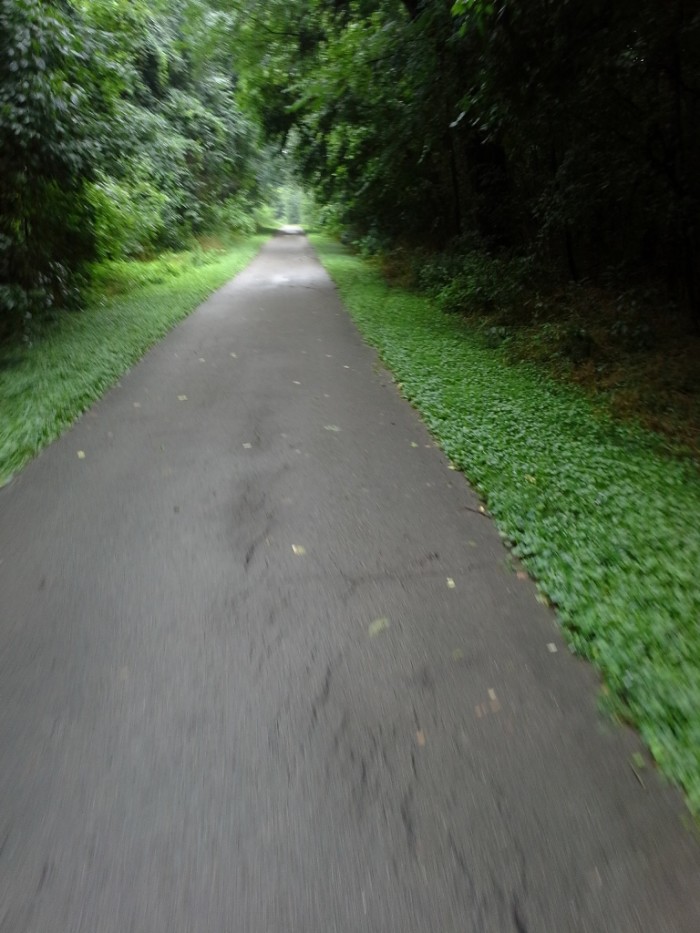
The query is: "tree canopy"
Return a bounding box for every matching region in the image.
[0,0,268,336]
[242,0,699,322]
[2,0,699,335]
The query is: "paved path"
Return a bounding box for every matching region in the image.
[1,233,699,933]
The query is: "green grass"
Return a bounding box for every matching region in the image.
[311,234,700,814]
[0,238,265,484]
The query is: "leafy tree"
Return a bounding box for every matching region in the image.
[0,0,107,335]
[1,0,273,336]
[241,0,700,325]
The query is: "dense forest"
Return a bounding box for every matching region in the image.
[2,0,699,338]
[0,0,274,339]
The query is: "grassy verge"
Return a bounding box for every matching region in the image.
[0,238,265,484]
[311,233,700,814]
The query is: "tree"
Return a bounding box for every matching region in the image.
[1,0,274,336]
[0,0,107,334]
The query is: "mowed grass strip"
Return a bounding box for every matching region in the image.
[0,238,264,485]
[311,234,700,814]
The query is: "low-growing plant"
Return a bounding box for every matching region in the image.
[0,237,265,484]
[312,234,700,814]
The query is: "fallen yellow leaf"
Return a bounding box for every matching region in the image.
[368,617,390,637]
[446,577,456,589]
[178,395,188,401]
[77,450,86,459]
[291,544,306,555]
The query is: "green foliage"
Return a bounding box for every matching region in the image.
[313,234,700,814]
[0,0,105,336]
[415,248,533,315]
[0,237,264,484]
[1,0,274,337]
[87,174,168,259]
[244,0,700,325]
[206,197,258,237]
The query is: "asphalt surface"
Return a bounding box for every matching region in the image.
[1,232,699,933]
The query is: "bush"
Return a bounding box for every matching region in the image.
[416,249,533,317]
[205,197,257,237]
[0,0,102,338]
[88,175,170,260]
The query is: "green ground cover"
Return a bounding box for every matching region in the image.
[0,238,264,485]
[311,234,700,815]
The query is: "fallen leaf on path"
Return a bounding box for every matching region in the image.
[547,642,558,653]
[293,380,301,385]
[178,395,188,401]
[632,752,646,769]
[199,358,206,362]
[448,463,457,470]
[243,443,252,449]
[416,730,426,747]
[133,402,141,408]
[516,571,528,580]
[324,425,341,432]
[77,450,86,459]
[291,544,306,555]
[368,617,390,638]
[410,442,419,448]
[446,578,456,589]
[452,648,464,661]
[230,352,237,358]
[488,689,501,713]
